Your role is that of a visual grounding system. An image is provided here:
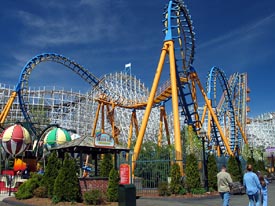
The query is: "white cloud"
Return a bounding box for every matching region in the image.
[199,12,275,50]
[13,1,127,47]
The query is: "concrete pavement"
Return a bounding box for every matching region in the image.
[1,183,274,206]
[136,183,275,206]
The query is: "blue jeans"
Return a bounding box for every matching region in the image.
[220,192,230,206]
[247,191,260,206]
[262,192,268,206]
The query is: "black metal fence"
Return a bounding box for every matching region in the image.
[128,153,247,196]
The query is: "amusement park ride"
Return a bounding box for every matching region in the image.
[0,0,249,175]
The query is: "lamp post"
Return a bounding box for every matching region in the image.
[199,130,208,192]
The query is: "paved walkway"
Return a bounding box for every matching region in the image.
[0,183,274,206]
[137,183,275,206]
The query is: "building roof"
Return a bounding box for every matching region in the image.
[50,135,130,154]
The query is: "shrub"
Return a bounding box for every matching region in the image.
[83,189,105,205]
[185,154,201,191]
[100,153,113,177]
[158,182,171,196]
[169,163,182,194]
[227,156,242,182]
[207,154,218,190]
[15,174,42,199]
[42,151,61,198]
[191,187,206,194]
[107,168,119,202]
[257,160,265,172]
[33,186,48,198]
[15,184,33,200]
[53,153,81,203]
[209,187,215,192]
[179,186,187,195]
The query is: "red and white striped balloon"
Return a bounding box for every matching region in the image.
[0,123,32,156]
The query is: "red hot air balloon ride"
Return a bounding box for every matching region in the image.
[0,123,32,156]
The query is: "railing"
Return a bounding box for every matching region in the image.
[0,170,27,195]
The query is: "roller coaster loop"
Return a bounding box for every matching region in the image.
[0,53,101,139]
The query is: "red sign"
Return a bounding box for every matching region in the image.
[120,164,130,184]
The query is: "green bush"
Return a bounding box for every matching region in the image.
[169,163,182,194]
[15,184,33,200]
[53,153,81,203]
[158,182,171,196]
[227,156,242,182]
[209,187,215,192]
[51,195,61,204]
[257,160,265,172]
[83,189,105,205]
[15,174,42,199]
[185,154,201,191]
[207,154,218,190]
[191,187,206,194]
[100,154,113,177]
[42,151,61,198]
[33,186,48,198]
[179,186,187,195]
[107,168,119,202]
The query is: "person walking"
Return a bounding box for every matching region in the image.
[217,165,233,206]
[243,164,261,206]
[37,167,44,175]
[258,173,268,206]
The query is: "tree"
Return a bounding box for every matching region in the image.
[227,156,242,182]
[107,167,120,202]
[169,163,182,194]
[257,160,265,172]
[134,141,171,188]
[207,154,218,190]
[53,153,81,203]
[185,126,202,156]
[185,153,201,191]
[100,153,114,177]
[41,151,61,198]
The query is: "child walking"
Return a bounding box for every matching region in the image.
[259,174,268,206]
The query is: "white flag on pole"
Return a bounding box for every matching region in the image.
[125,63,131,68]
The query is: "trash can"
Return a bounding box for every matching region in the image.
[118,184,136,206]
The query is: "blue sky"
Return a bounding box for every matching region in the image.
[0,0,274,118]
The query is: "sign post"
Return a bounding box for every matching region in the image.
[119,164,130,185]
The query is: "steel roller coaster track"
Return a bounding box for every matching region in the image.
[17,53,101,137]
[0,0,248,174]
[201,67,248,156]
[206,67,237,154]
[132,0,249,175]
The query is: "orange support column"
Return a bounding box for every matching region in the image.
[0,91,17,124]
[167,40,184,176]
[91,102,102,137]
[132,43,169,175]
[191,72,233,156]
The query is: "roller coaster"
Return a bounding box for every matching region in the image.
[0,0,249,175]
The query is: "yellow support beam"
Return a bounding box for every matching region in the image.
[167,40,184,175]
[236,118,248,144]
[132,43,169,174]
[0,91,17,124]
[91,102,102,137]
[190,71,233,156]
